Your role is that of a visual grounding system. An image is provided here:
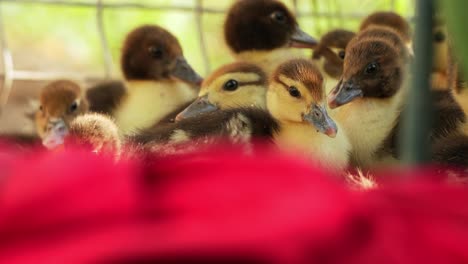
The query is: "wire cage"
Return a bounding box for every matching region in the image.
[0,0,433,165]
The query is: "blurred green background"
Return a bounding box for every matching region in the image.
[1,0,415,78]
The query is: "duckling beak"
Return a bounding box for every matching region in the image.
[171,56,204,85]
[289,26,318,48]
[303,104,338,138]
[42,118,69,149]
[328,80,363,109]
[175,95,218,121]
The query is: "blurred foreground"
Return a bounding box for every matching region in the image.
[0,143,467,263]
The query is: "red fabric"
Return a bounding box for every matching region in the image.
[0,144,467,263]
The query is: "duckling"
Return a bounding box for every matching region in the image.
[359,11,413,53]
[328,29,410,168]
[311,29,356,93]
[35,80,88,149]
[66,113,121,159]
[267,59,350,170]
[224,0,318,75]
[135,60,350,170]
[113,25,203,135]
[175,62,267,120]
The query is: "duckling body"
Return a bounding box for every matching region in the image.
[274,120,350,169]
[334,88,405,166]
[115,80,197,135]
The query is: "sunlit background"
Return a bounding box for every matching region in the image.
[0,0,415,134]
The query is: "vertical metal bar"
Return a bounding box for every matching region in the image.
[96,0,113,79]
[400,0,434,164]
[195,0,210,75]
[292,0,298,15]
[0,2,14,114]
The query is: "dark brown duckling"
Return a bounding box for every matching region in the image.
[224,0,318,75]
[112,25,203,135]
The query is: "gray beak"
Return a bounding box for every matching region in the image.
[303,104,338,138]
[42,118,69,149]
[328,80,363,109]
[289,26,319,48]
[175,95,218,121]
[171,56,204,85]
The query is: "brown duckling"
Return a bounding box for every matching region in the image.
[328,28,410,167]
[359,11,413,53]
[224,0,318,75]
[35,80,88,149]
[113,25,203,135]
[311,29,356,93]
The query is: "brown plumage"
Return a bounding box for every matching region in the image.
[66,113,121,158]
[224,0,317,75]
[359,11,412,44]
[312,29,356,79]
[379,90,466,160]
[224,0,315,53]
[129,107,279,146]
[432,132,468,167]
[85,80,127,116]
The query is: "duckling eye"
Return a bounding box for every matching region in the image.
[223,79,238,91]
[288,86,301,98]
[70,101,78,112]
[313,108,322,119]
[148,46,163,59]
[271,11,287,24]
[338,50,346,60]
[434,31,445,43]
[364,62,379,75]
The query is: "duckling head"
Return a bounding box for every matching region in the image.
[121,25,203,85]
[35,80,88,149]
[360,11,412,44]
[312,29,356,79]
[176,62,267,120]
[432,18,449,73]
[224,0,317,53]
[267,59,337,137]
[328,37,409,108]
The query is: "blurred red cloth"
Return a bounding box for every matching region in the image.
[0,145,468,263]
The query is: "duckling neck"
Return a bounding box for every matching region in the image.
[333,86,406,167]
[274,120,350,170]
[235,48,306,75]
[114,80,197,135]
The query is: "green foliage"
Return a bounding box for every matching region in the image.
[442,0,468,80]
[1,0,414,78]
